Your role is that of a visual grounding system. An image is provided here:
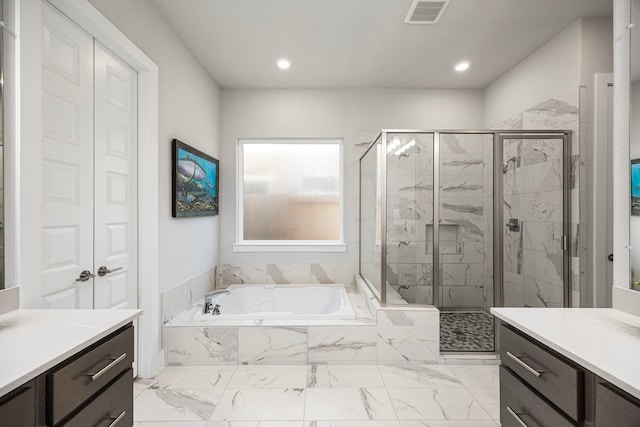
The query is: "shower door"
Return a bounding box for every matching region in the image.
[498,133,571,308]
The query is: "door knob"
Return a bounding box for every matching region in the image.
[608,253,614,262]
[97,266,123,277]
[75,270,95,282]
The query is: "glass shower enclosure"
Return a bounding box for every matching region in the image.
[359,130,571,352]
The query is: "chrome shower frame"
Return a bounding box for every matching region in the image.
[358,129,572,312]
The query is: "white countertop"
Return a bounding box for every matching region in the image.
[0,309,142,397]
[491,308,640,399]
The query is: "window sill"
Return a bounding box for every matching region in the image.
[232,242,347,253]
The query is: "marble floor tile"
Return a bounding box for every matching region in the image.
[378,365,463,388]
[304,422,400,426]
[228,365,307,388]
[467,388,499,420]
[307,365,385,388]
[211,388,306,421]
[207,422,305,427]
[305,388,397,420]
[447,365,499,388]
[387,388,490,420]
[151,366,236,389]
[133,363,501,425]
[135,379,153,399]
[398,422,499,427]
[134,389,225,421]
[134,423,207,427]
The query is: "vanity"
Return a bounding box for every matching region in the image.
[492,308,640,426]
[0,309,141,426]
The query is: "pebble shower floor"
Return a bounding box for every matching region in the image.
[440,311,495,352]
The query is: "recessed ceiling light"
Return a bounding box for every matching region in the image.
[454,61,470,72]
[277,58,291,70]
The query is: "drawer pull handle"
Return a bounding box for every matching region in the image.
[506,351,544,377]
[87,353,127,381]
[107,411,126,427]
[507,406,529,427]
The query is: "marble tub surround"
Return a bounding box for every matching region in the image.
[164,277,440,365]
[162,268,216,324]
[133,363,500,425]
[0,309,142,396]
[219,263,355,288]
[0,286,19,315]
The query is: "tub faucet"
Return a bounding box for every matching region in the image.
[203,289,230,314]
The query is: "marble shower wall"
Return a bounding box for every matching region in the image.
[493,98,579,308]
[385,133,434,305]
[385,133,492,309]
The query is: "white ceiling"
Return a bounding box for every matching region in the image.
[151,0,612,89]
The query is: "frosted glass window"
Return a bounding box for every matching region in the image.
[240,140,342,241]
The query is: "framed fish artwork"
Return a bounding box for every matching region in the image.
[172,139,219,217]
[633,159,640,216]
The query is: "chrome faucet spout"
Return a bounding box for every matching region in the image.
[205,289,231,298]
[203,289,231,314]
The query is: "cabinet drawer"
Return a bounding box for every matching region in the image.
[501,324,583,421]
[595,379,640,426]
[61,368,133,427]
[500,366,576,427]
[0,380,36,427]
[48,325,133,425]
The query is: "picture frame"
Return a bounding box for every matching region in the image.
[172,139,219,217]
[632,159,640,216]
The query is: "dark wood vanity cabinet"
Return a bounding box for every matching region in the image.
[0,380,37,427]
[500,323,640,427]
[0,324,134,427]
[594,378,640,426]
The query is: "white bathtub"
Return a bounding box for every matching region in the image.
[195,284,356,320]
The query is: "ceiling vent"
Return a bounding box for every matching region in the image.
[405,0,451,24]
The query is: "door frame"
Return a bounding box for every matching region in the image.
[590,73,614,307]
[16,0,161,377]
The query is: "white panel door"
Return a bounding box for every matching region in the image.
[93,43,138,309]
[41,3,94,309]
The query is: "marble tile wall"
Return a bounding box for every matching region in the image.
[493,97,579,308]
[384,133,491,309]
[161,268,216,324]
[165,313,439,365]
[218,263,355,288]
